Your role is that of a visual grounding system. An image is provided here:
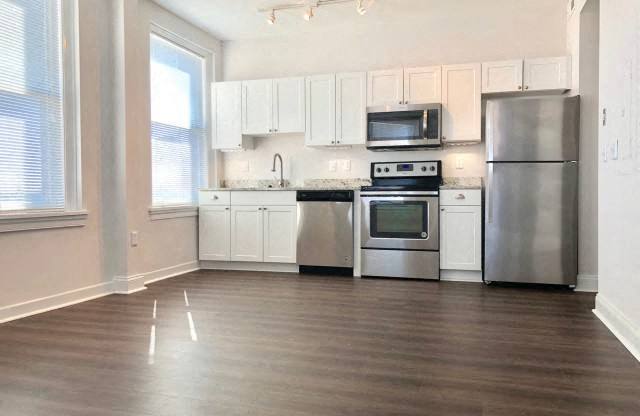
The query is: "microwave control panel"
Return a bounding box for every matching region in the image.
[371,161,440,178]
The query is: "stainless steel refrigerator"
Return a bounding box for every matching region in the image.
[484,96,580,286]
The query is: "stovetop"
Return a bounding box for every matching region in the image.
[364,161,443,193]
[360,185,440,192]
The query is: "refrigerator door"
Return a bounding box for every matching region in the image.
[486,96,580,162]
[485,162,578,285]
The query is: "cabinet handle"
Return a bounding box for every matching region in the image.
[336,141,341,144]
[225,207,229,210]
[263,207,268,210]
[212,195,219,200]
[517,85,522,90]
[455,194,466,200]
[525,86,529,90]
[441,208,445,212]
[258,208,262,211]
[398,101,402,104]
[405,101,409,104]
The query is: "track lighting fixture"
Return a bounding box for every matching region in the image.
[356,0,367,15]
[267,9,276,25]
[303,7,314,21]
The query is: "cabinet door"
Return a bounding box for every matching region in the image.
[273,77,305,134]
[212,82,243,150]
[367,69,404,107]
[441,63,482,143]
[263,205,297,264]
[199,206,230,261]
[230,206,263,262]
[241,79,273,135]
[440,205,482,271]
[305,74,336,146]
[523,56,571,91]
[404,66,442,104]
[336,72,367,145]
[481,60,523,93]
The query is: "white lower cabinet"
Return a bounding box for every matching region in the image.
[440,190,482,271]
[199,206,231,261]
[230,206,264,262]
[200,191,297,264]
[262,205,297,263]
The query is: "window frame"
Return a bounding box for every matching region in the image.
[0,0,86,233]
[148,23,214,220]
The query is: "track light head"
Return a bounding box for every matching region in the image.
[356,0,366,15]
[303,6,314,21]
[267,9,276,25]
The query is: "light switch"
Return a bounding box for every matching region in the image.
[340,160,351,171]
[328,160,337,172]
[130,231,139,247]
[455,157,464,170]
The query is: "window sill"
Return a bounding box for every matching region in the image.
[149,205,198,221]
[0,209,89,233]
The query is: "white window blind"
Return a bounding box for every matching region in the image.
[150,33,206,207]
[0,0,65,211]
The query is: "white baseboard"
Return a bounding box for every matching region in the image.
[440,270,483,283]
[113,274,147,295]
[144,261,200,285]
[200,260,299,274]
[0,281,114,324]
[576,274,598,292]
[594,294,640,362]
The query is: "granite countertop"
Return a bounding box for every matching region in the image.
[203,177,483,192]
[440,177,483,190]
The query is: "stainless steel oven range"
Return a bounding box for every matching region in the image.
[360,161,442,280]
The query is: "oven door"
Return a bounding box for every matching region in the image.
[366,104,441,149]
[361,194,439,251]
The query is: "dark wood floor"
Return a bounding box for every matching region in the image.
[1,270,639,415]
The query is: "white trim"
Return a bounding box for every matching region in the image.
[149,205,198,220]
[144,261,200,284]
[0,281,113,324]
[200,261,299,274]
[593,294,640,362]
[440,270,483,283]
[113,274,147,295]
[0,210,88,233]
[576,274,598,292]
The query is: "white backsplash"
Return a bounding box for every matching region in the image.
[221,135,486,184]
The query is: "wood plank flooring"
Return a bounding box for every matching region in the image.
[1,270,639,415]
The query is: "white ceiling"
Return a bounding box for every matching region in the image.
[152,0,559,42]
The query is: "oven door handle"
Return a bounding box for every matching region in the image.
[360,192,439,197]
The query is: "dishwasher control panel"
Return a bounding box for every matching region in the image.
[371,161,440,178]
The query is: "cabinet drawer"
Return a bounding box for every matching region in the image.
[440,189,481,206]
[230,191,296,206]
[199,191,231,206]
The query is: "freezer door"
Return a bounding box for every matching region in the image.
[486,96,579,162]
[484,162,578,285]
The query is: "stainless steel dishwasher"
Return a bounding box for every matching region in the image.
[296,190,354,275]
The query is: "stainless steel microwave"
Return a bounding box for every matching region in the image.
[366,103,442,151]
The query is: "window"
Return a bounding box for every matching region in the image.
[0,0,80,215]
[150,32,207,207]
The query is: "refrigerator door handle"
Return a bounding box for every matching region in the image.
[486,163,494,224]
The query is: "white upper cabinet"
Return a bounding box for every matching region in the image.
[367,69,404,107]
[404,66,442,104]
[442,63,482,143]
[482,60,524,93]
[523,56,571,91]
[272,77,305,134]
[305,74,336,146]
[242,79,273,135]
[336,72,367,145]
[212,81,245,150]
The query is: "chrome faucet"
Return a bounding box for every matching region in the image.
[271,153,284,188]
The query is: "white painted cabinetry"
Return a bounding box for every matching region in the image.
[482,56,571,93]
[440,189,482,271]
[200,191,297,264]
[367,68,404,107]
[368,66,442,107]
[404,66,442,104]
[523,56,571,91]
[306,72,366,146]
[242,77,305,135]
[442,63,482,144]
[212,82,249,150]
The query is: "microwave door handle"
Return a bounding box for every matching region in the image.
[423,112,428,139]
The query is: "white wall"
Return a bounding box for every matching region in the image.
[220,0,567,181]
[595,0,640,361]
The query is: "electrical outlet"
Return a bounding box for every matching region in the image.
[340,159,351,171]
[455,157,464,170]
[611,140,619,160]
[328,160,337,172]
[130,231,139,247]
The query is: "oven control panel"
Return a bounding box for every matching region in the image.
[371,161,440,178]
